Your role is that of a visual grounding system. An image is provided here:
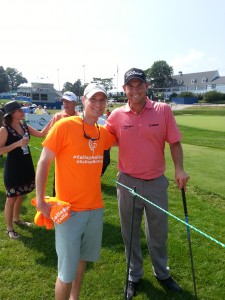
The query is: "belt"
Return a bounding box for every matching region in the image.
[123,173,156,181]
[136,177,155,181]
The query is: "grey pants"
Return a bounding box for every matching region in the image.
[117,172,170,282]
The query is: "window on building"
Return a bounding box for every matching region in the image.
[41,94,48,101]
[32,93,39,101]
[188,86,196,90]
[179,87,186,91]
[191,78,196,84]
[202,77,208,83]
[197,86,207,90]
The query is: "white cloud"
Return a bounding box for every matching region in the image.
[171,49,205,74]
[170,49,225,75]
[1,0,225,89]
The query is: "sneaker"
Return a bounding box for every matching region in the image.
[13,220,32,226]
[124,281,139,299]
[157,276,182,293]
[7,229,20,239]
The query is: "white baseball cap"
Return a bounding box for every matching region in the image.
[61,91,77,101]
[83,83,107,99]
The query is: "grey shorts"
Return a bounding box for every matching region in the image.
[55,208,104,283]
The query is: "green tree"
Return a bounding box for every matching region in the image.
[73,79,83,100]
[62,80,83,101]
[145,60,173,88]
[203,91,225,103]
[62,82,74,92]
[0,66,10,93]
[179,91,195,98]
[6,67,27,91]
[92,77,113,91]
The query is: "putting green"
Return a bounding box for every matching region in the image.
[165,143,225,197]
[175,115,225,132]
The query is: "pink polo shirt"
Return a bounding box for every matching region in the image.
[106,98,182,180]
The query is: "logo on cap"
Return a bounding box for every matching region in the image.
[124,68,147,85]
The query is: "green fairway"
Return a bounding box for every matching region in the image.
[175,115,225,132]
[1,107,225,300]
[165,143,225,197]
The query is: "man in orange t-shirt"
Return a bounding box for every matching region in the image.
[42,91,110,196]
[41,91,79,196]
[35,83,116,300]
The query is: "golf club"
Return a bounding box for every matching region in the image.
[124,187,136,300]
[181,188,197,299]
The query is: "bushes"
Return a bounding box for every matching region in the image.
[178,91,196,98]
[172,91,225,103]
[203,91,225,103]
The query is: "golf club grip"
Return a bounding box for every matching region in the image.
[181,188,188,216]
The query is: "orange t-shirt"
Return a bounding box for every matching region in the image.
[42,116,116,211]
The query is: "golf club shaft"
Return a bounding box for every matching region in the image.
[181,188,197,298]
[125,187,136,300]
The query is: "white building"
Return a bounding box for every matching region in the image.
[163,70,225,100]
[17,79,62,108]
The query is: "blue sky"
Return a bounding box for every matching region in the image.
[1,0,225,91]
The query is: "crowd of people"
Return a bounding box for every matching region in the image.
[0,68,189,300]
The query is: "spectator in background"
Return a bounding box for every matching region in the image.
[106,68,190,298]
[43,106,49,114]
[106,109,111,118]
[0,100,46,239]
[34,105,45,114]
[21,102,31,114]
[42,91,79,135]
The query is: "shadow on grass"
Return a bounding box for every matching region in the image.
[138,278,197,300]
[0,191,31,214]
[0,191,6,211]
[16,225,57,266]
[101,180,117,197]
[17,223,96,275]
[102,221,124,253]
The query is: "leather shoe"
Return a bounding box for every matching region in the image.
[124,280,139,299]
[157,276,182,293]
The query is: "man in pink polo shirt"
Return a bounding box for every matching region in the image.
[106,68,190,299]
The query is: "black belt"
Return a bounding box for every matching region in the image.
[123,173,156,181]
[136,177,155,181]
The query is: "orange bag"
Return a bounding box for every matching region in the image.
[31,196,71,229]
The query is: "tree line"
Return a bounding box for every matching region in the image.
[0,66,28,93]
[0,61,175,95]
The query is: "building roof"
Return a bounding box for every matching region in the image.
[172,70,222,86]
[18,77,54,89]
